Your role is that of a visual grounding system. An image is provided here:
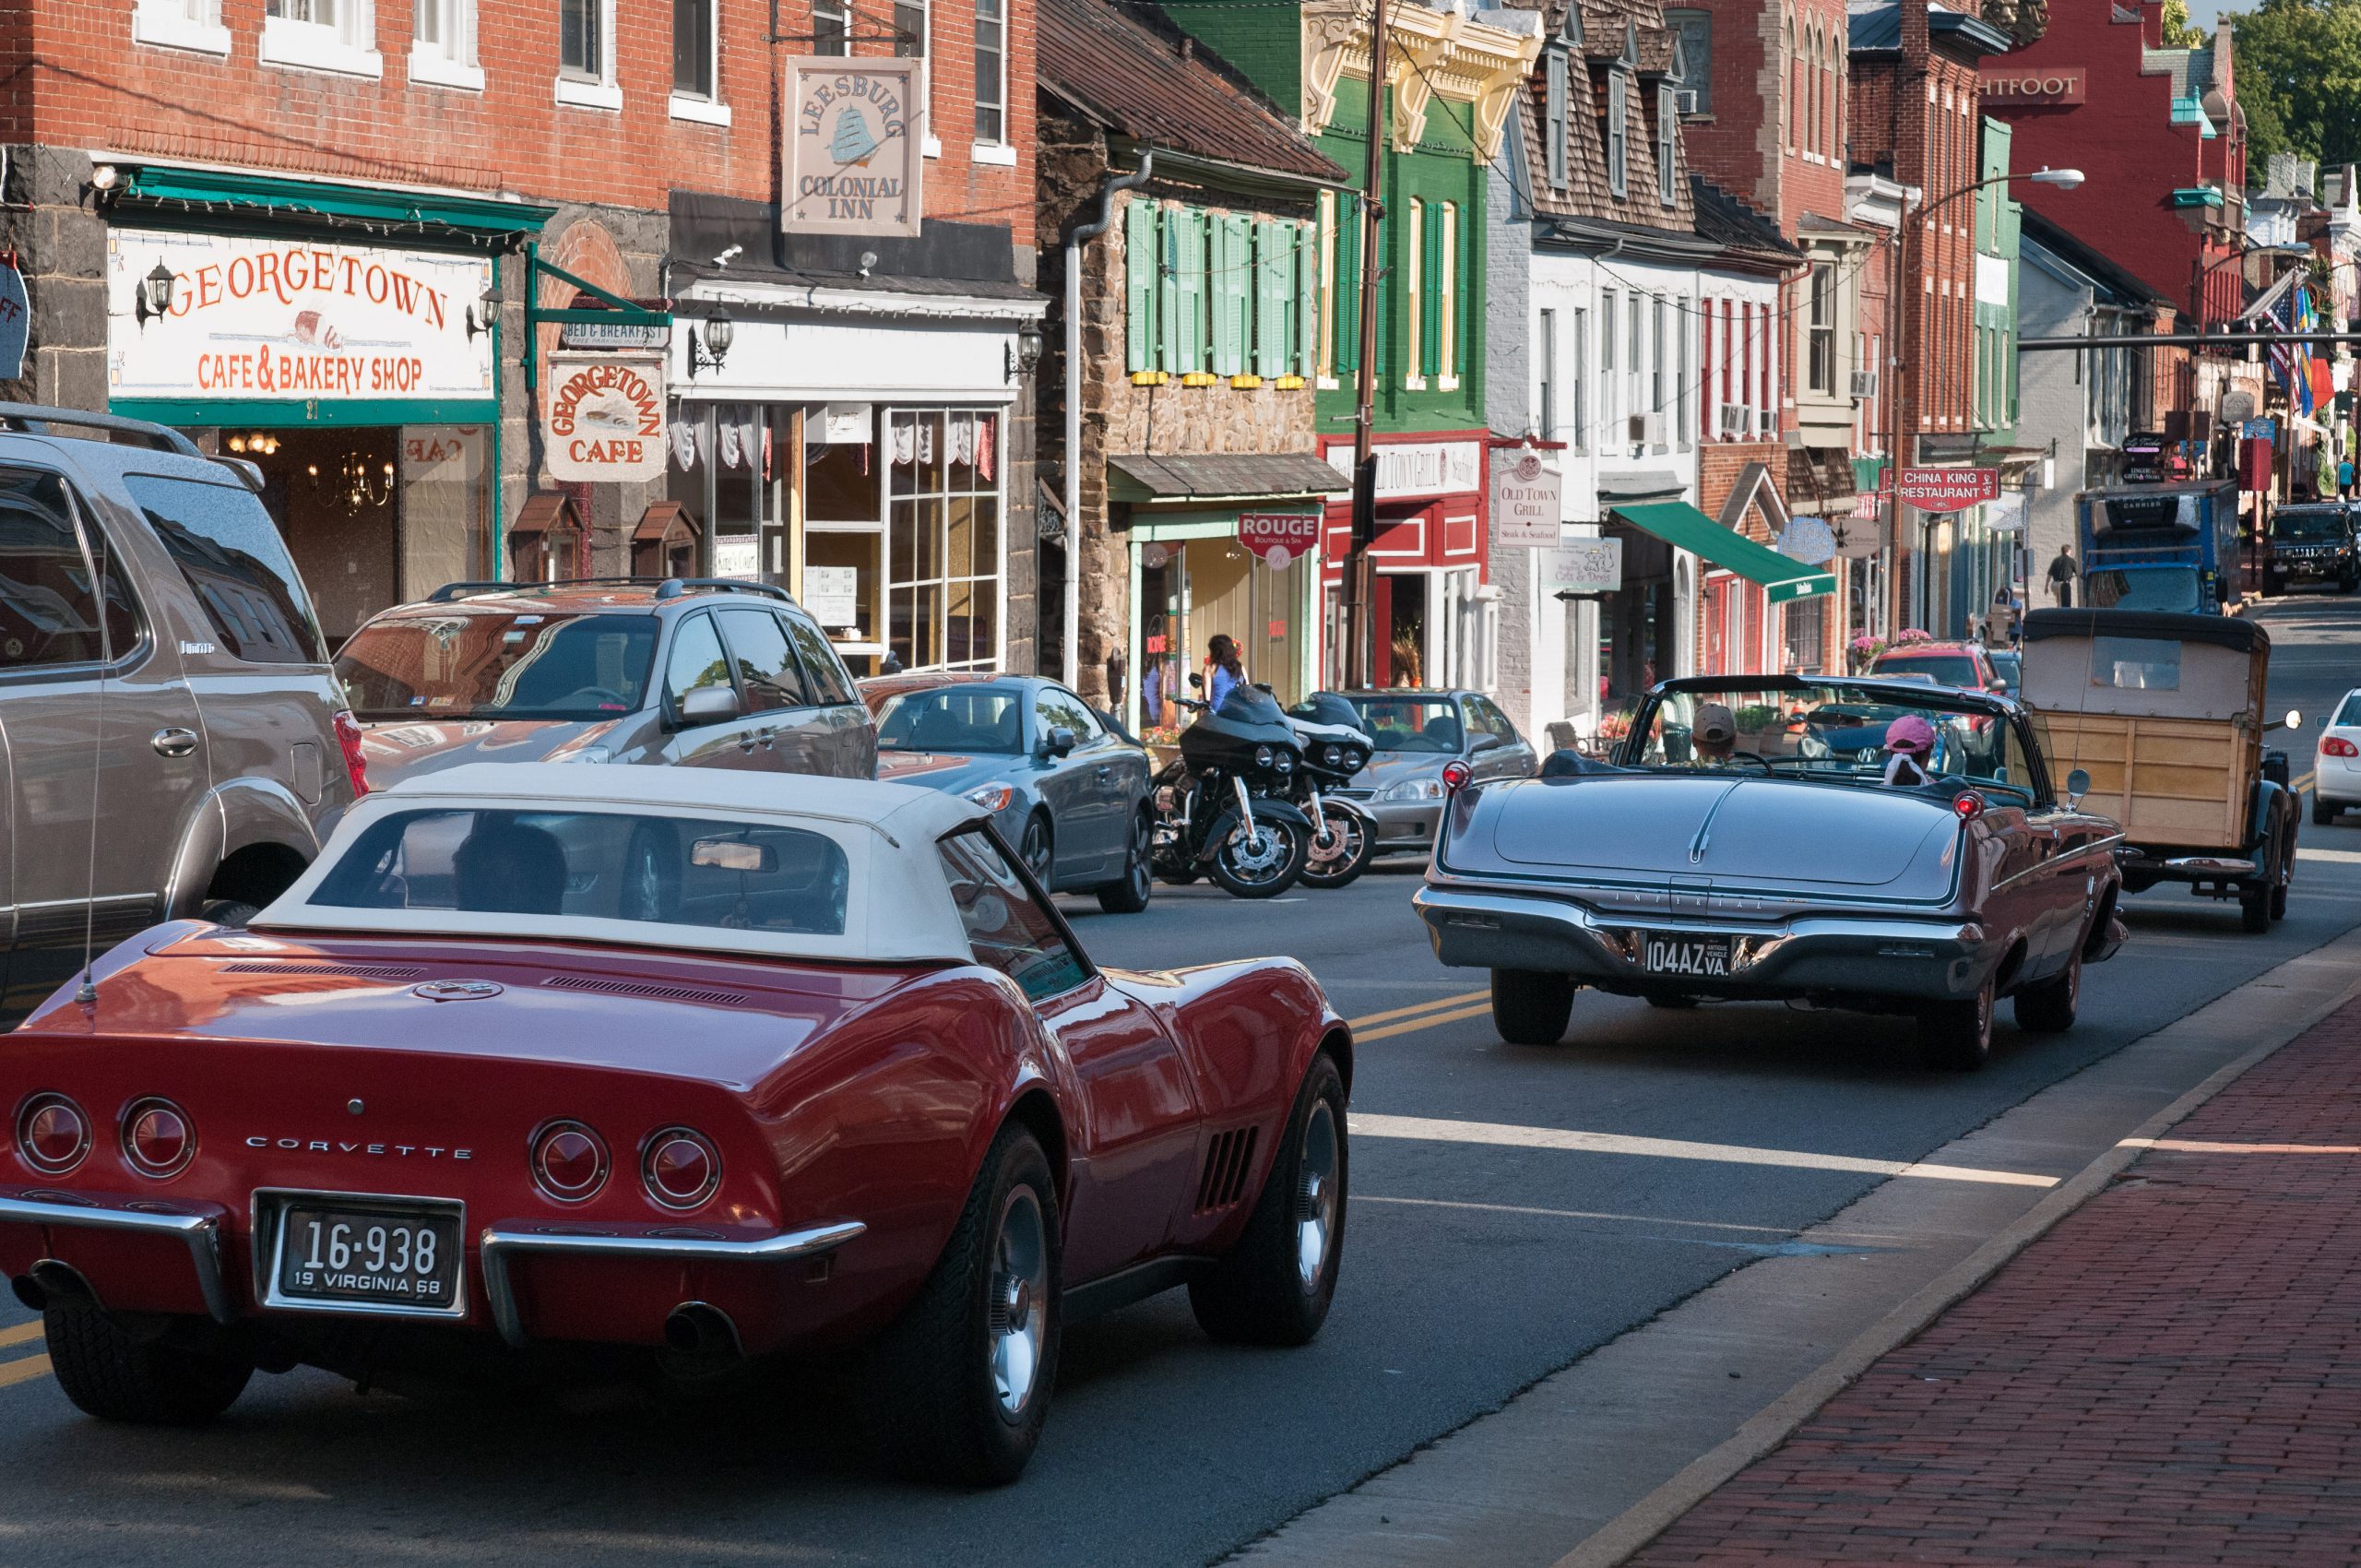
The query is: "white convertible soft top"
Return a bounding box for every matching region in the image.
[255,763,996,966]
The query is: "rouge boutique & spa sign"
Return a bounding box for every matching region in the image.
[543,354,669,482]
[783,57,924,239]
[106,232,492,403]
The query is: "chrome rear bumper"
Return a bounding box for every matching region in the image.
[0,1188,235,1323]
[1413,885,1992,1003]
[478,1218,866,1347]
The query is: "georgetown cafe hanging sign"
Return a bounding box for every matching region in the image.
[783,58,924,240]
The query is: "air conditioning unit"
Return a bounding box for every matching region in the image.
[1676,89,1701,115]
[1630,410,1667,449]
[1850,370,1879,401]
[1716,402,1753,439]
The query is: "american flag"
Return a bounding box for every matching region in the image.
[2266,283,2297,400]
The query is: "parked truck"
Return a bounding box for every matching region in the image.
[2073,479,2241,614]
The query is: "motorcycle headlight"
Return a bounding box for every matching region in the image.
[1275,751,1295,774]
[1344,747,1367,771]
[1253,744,1275,768]
[1323,743,1344,766]
[963,782,1016,813]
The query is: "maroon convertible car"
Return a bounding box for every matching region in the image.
[0,766,1350,1483]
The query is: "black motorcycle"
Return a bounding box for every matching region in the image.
[1150,683,1314,898]
[1285,693,1380,890]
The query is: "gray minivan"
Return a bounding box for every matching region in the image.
[334,578,877,788]
[0,406,359,1017]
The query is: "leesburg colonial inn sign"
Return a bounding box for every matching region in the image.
[783,58,924,240]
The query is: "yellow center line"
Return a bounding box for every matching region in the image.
[0,1354,51,1389]
[1355,1002,1495,1042]
[1346,989,1489,1029]
[0,1322,41,1350]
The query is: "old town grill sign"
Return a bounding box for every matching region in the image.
[106,232,492,404]
[544,354,669,482]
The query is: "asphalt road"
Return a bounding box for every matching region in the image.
[1,597,2354,1568]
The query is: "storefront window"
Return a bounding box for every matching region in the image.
[888,409,999,671]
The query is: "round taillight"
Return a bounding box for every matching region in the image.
[121,1098,195,1179]
[17,1094,90,1176]
[1954,790,1987,820]
[641,1128,720,1210]
[530,1120,609,1203]
[1441,760,1473,792]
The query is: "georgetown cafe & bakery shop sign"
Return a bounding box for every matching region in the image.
[106,231,492,407]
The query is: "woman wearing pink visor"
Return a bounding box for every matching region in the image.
[1883,714,1937,787]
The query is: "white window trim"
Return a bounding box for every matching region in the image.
[923,136,944,159]
[971,141,1016,166]
[670,93,733,125]
[410,45,482,89]
[974,0,1009,148]
[555,0,617,107]
[260,9,384,79]
[134,0,231,56]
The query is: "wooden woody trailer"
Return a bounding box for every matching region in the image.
[2019,609,2302,932]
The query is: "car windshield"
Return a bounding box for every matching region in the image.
[873,684,1025,753]
[1873,654,1981,688]
[2087,566,2201,613]
[2272,510,2343,540]
[1619,683,2035,802]
[338,612,658,721]
[1987,650,2021,689]
[1342,696,1464,753]
[307,807,849,934]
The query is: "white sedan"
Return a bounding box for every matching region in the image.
[2315,687,2361,825]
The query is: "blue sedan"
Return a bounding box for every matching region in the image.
[859,672,1156,912]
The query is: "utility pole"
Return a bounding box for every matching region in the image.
[1342,0,1390,690]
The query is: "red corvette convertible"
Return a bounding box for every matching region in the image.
[0,766,1350,1483]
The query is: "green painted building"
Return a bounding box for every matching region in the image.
[1160,0,1538,687]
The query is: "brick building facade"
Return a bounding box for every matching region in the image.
[1,0,1044,673]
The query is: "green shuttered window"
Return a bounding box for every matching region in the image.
[1334,198,1361,375]
[1295,220,1319,377]
[1124,198,1158,374]
[1173,208,1205,375]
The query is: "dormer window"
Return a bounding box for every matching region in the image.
[1657,83,1678,205]
[1560,2,1582,47]
[1608,67,1629,196]
[1623,19,1637,65]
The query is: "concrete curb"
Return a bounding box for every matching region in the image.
[1548,955,2361,1568]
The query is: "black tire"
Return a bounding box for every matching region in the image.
[2271,831,2294,921]
[1491,968,1577,1046]
[1019,814,1056,892]
[1644,993,1699,1010]
[1920,977,1995,1070]
[44,1305,252,1424]
[1189,1053,1347,1347]
[1095,813,1154,915]
[2240,878,2272,932]
[2316,796,2338,826]
[863,1123,1061,1486]
[1206,817,1307,898]
[1296,806,1376,891]
[197,899,262,929]
[2012,944,2081,1035]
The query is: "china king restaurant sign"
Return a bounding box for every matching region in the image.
[1896,466,2001,513]
[106,232,493,404]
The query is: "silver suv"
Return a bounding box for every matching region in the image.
[0,405,360,1018]
[334,578,878,788]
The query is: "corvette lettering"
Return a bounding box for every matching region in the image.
[245,1137,472,1158]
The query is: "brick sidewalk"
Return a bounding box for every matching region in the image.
[1629,999,2361,1567]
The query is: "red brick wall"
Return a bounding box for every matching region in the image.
[1980,4,2238,326]
[10,0,1031,242]
[1682,0,1849,230]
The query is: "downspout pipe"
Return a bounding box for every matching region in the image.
[1063,150,1154,691]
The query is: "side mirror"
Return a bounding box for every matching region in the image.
[677,685,742,728]
[1187,672,1205,692]
[1043,725,1077,757]
[1989,678,2009,695]
[1469,732,1503,754]
[2272,708,2304,732]
[2065,766,2091,805]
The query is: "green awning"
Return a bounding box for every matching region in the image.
[118,167,556,239]
[1609,502,1834,603]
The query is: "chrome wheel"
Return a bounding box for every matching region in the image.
[1224,823,1289,878]
[1294,1100,1339,1292]
[1306,811,1365,869]
[988,1188,1049,1417]
[1020,815,1053,887]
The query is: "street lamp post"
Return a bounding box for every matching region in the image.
[1884,167,2082,637]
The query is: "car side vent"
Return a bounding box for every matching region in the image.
[1194,1126,1261,1213]
[540,975,750,1007]
[218,961,426,980]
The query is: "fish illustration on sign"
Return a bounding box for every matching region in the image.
[831,107,882,167]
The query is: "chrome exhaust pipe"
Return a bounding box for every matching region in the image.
[20,1258,98,1312]
[662,1301,743,1360]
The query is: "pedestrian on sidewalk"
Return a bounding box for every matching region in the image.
[2046,545,2076,609]
[2340,456,2355,499]
[1204,635,1246,709]
[1986,588,2017,647]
